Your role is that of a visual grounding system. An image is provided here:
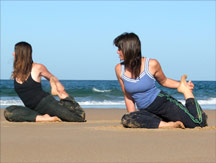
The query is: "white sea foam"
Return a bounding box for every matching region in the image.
[0,98,215,109]
[179,98,216,105]
[79,100,125,106]
[0,99,24,106]
[92,87,111,93]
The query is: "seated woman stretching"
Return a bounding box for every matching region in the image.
[114,32,207,128]
[4,41,86,122]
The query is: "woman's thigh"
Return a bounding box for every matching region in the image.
[35,95,85,122]
[148,93,202,128]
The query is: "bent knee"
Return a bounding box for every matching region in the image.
[121,114,135,128]
[4,106,17,121]
[67,111,86,122]
[200,112,208,127]
[80,111,86,121]
[74,107,86,122]
[121,114,130,127]
[121,113,142,128]
[77,111,86,122]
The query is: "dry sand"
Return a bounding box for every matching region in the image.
[1,109,216,163]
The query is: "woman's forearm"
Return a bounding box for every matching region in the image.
[50,76,64,90]
[160,78,180,89]
[124,94,136,113]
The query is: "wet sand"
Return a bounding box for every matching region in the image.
[1,109,216,163]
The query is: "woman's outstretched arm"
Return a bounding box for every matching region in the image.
[149,59,194,90]
[115,64,136,113]
[32,63,68,99]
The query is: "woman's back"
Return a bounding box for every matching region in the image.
[14,64,49,109]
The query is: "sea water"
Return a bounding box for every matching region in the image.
[0,80,215,109]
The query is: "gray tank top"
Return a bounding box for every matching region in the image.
[121,58,160,109]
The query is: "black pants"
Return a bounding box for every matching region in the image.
[121,91,208,128]
[4,95,86,122]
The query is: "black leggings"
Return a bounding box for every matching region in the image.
[121,91,208,128]
[4,95,86,122]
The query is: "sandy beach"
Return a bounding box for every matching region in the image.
[1,109,216,163]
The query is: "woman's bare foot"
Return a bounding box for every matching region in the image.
[35,114,62,122]
[159,121,185,129]
[177,74,194,99]
[177,74,187,93]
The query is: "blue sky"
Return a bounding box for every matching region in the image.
[1,1,215,80]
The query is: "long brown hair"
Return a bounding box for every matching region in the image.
[114,32,142,79]
[11,41,33,82]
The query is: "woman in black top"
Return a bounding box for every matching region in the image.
[4,42,86,122]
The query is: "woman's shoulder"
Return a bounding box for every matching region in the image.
[32,63,49,76]
[148,58,161,75]
[115,63,121,72]
[31,63,50,81]
[115,63,123,78]
[148,58,160,67]
[142,57,158,65]
[32,63,46,70]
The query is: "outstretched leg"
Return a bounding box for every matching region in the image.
[49,77,86,122]
[35,95,86,122]
[177,75,207,127]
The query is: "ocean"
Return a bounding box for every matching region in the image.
[0,80,215,110]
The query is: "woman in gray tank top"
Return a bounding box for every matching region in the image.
[114,32,207,129]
